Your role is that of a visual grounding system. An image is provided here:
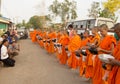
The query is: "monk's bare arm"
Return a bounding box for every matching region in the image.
[109,58,120,67]
[116,60,120,66]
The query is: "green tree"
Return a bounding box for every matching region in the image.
[28,15,51,29]
[22,20,26,27]
[88,2,100,18]
[88,1,117,21]
[16,23,22,28]
[49,0,77,23]
[29,15,41,29]
[49,0,60,17]
[103,0,120,13]
[25,22,32,29]
[99,8,117,21]
[102,0,120,21]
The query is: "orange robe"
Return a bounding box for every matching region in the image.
[30,31,33,39]
[31,30,37,42]
[45,32,49,52]
[56,34,63,60]
[108,41,120,84]
[85,34,100,78]
[42,32,47,48]
[79,37,90,76]
[59,34,70,65]
[92,35,116,84]
[37,31,42,47]
[57,32,62,40]
[67,35,81,69]
[48,32,57,54]
[39,32,44,48]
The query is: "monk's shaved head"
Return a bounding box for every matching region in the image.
[100,24,108,31]
[114,23,120,38]
[114,23,120,31]
[92,26,99,32]
[84,30,89,35]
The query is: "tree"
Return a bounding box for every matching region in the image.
[25,22,32,29]
[22,20,26,27]
[29,15,41,29]
[99,8,117,21]
[49,0,60,17]
[102,0,120,21]
[16,23,22,28]
[49,0,77,23]
[28,15,51,29]
[88,2,100,18]
[103,0,120,13]
[88,1,118,21]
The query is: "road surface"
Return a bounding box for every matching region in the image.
[0,39,91,84]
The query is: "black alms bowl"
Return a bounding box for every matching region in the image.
[88,47,98,55]
[75,52,81,57]
[65,47,68,51]
[52,39,56,42]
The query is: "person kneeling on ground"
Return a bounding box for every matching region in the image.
[8,40,20,58]
[0,39,15,67]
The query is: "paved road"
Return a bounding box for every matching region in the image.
[0,39,91,84]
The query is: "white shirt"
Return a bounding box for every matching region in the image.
[1,45,9,60]
[0,37,3,42]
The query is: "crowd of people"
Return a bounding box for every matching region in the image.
[30,23,120,84]
[0,29,20,67]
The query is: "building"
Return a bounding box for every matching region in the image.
[0,16,13,34]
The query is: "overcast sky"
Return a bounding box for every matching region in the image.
[1,0,120,23]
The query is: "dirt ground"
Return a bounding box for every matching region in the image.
[0,39,91,84]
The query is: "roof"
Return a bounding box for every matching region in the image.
[68,17,114,23]
[0,17,11,24]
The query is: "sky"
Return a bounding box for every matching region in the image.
[1,0,120,23]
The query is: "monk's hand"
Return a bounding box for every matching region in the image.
[108,58,118,66]
[76,49,81,53]
[86,43,90,46]
[81,47,86,50]
[97,47,102,51]
[65,45,68,48]
[82,46,89,50]
[91,44,97,48]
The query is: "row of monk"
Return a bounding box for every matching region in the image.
[30,23,120,84]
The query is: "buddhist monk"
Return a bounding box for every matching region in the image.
[79,30,90,76]
[42,31,47,48]
[37,30,43,47]
[108,23,120,84]
[67,29,81,69]
[59,30,70,64]
[48,29,57,54]
[57,30,62,40]
[92,24,116,84]
[31,29,37,42]
[85,27,101,78]
[55,30,63,61]
[45,31,50,52]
